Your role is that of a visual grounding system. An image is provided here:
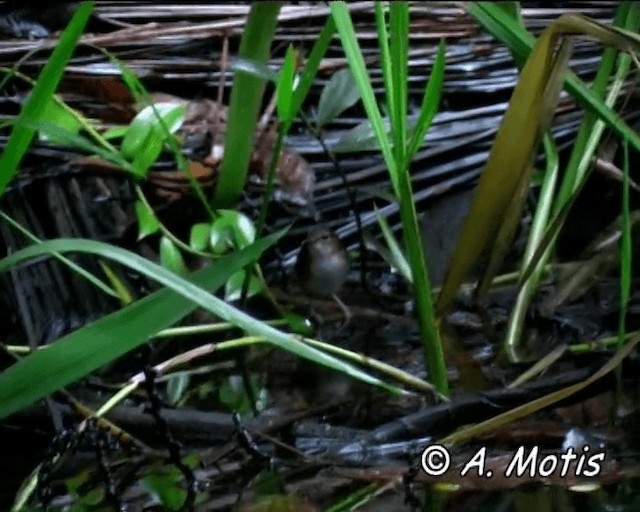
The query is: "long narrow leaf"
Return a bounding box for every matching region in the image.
[0,211,118,298]
[389,2,409,165]
[0,233,279,418]
[517,5,636,288]
[504,135,558,359]
[407,40,446,159]
[437,25,563,314]
[276,46,297,127]
[0,2,93,195]
[437,9,640,314]
[440,333,640,445]
[468,4,640,153]
[331,3,396,185]
[374,3,393,148]
[475,37,572,303]
[0,233,391,419]
[215,2,282,207]
[290,16,336,121]
[332,2,448,394]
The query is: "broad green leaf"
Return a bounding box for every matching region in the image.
[225,269,263,302]
[135,199,160,240]
[210,210,256,252]
[189,223,211,252]
[332,117,389,153]
[166,372,190,406]
[102,125,128,140]
[121,103,185,160]
[131,130,164,176]
[159,236,187,276]
[120,111,153,159]
[316,67,360,127]
[97,47,215,219]
[142,465,187,511]
[218,375,267,417]
[76,488,105,508]
[209,224,234,254]
[282,312,314,337]
[230,211,256,247]
[120,103,187,177]
[38,98,83,144]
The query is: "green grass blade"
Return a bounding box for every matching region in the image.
[517,4,636,287]
[0,233,392,418]
[389,2,409,165]
[0,2,93,195]
[554,3,634,205]
[620,140,632,326]
[504,135,558,359]
[407,39,446,158]
[333,2,447,394]
[0,233,280,419]
[467,3,640,153]
[331,2,396,185]
[496,2,523,24]
[290,16,335,122]
[0,211,119,298]
[214,2,282,207]
[276,45,297,127]
[374,208,412,283]
[440,333,640,446]
[374,3,393,139]
[28,119,136,173]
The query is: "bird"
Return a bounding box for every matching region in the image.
[295,226,351,323]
